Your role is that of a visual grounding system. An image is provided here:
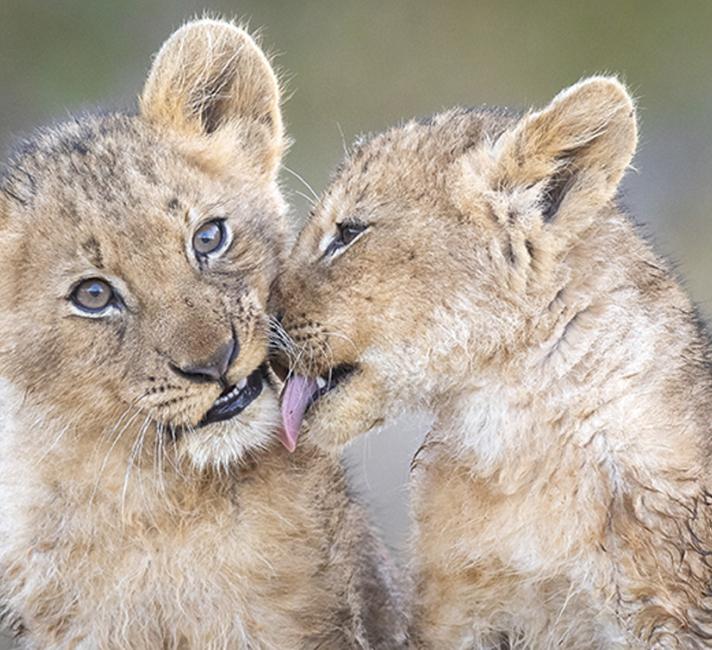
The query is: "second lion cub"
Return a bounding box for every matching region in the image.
[277,77,712,647]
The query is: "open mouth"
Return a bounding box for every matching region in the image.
[199,365,266,427]
[307,364,357,408]
[279,363,357,452]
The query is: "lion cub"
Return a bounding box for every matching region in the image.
[277,77,712,647]
[0,20,406,649]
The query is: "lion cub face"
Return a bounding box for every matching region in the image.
[277,77,637,451]
[0,20,287,470]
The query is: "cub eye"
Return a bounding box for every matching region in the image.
[193,219,227,257]
[325,222,368,257]
[70,278,116,314]
[339,223,366,246]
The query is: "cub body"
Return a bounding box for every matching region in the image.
[277,78,712,647]
[0,20,406,649]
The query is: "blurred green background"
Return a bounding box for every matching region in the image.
[0,2,710,642]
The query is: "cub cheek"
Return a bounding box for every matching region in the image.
[308,398,377,452]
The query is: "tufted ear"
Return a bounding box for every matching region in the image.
[140,18,284,180]
[453,77,637,235]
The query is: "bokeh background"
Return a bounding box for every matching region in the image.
[1,1,711,644]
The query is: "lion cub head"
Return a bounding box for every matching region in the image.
[277,77,637,451]
[0,20,287,471]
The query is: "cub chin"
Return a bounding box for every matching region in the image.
[277,77,712,647]
[0,20,406,649]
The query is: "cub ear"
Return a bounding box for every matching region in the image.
[140,18,284,179]
[455,77,637,232]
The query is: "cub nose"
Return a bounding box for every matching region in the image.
[171,336,238,384]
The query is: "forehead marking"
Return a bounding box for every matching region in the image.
[81,237,104,269]
[2,164,37,207]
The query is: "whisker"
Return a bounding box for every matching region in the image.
[35,423,71,466]
[335,122,350,158]
[165,423,188,481]
[321,338,338,388]
[154,418,167,501]
[91,398,143,461]
[133,415,163,529]
[120,414,151,522]
[283,165,319,201]
[268,319,298,365]
[293,190,316,208]
[322,328,360,357]
[89,403,148,506]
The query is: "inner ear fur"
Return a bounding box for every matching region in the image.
[507,76,636,218]
[454,77,637,231]
[140,18,284,179]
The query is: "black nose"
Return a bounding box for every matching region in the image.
[171,336,238,384]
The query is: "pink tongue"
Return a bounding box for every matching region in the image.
[279,375,317,452]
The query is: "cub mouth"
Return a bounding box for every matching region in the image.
[279,363,357,452]
[199,365,266,427]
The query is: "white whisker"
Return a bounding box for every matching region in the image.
[120,414,150,522]
[283,165,319,201]
[90,403,147,506]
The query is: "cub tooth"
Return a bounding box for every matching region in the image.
[316,376,327,390]
[237,377,248,391]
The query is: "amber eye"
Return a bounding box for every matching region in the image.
[193,219,227,257]
[70,278,116,314]
[325,222,368,257]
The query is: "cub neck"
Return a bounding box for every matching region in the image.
[430,211,707,493]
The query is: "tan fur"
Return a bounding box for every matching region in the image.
[0,19,406,648]
[277,77,712,647]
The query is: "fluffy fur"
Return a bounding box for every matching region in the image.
[276,77,712,647]
[0,19,406,648]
